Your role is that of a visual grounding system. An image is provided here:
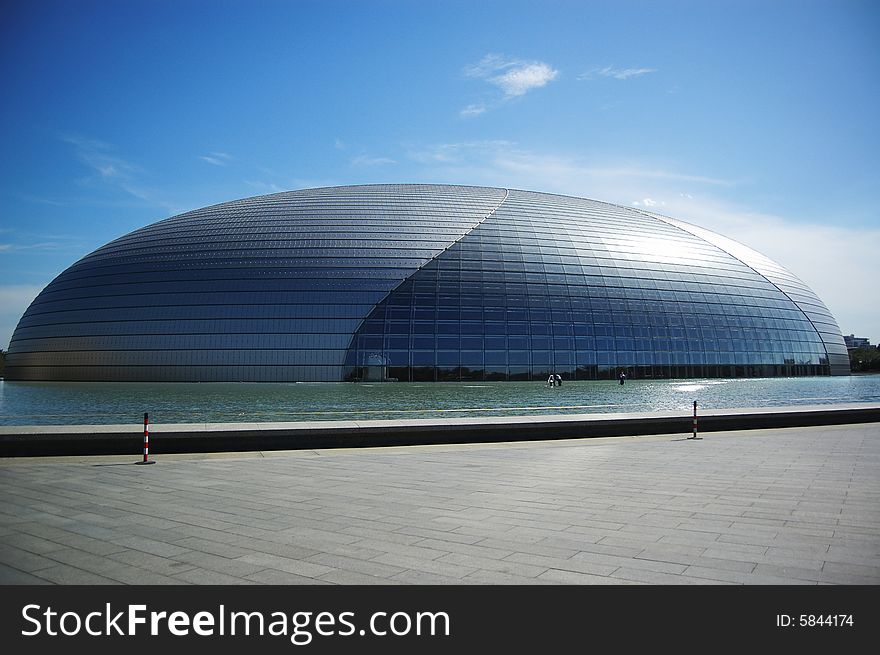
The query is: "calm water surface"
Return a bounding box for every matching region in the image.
[1,376,879,426]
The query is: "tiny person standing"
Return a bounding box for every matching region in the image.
[619,371,626,386]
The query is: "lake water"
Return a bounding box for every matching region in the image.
[1,376,879,426]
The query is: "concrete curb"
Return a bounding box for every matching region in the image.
[1,403,878,456]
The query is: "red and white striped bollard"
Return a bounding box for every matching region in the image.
[136,411,156,464]
[689,400,701,440]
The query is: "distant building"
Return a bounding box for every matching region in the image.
[844,334,872,350]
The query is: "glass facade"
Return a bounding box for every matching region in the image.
[5,185,849,381]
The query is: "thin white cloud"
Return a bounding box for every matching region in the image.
[199,151,233,166]
[17,194,68,206]
[633,198,664,207]
[334,138,347,150]
[407,140,516,164]
[462,54,559,115]
[491,62,559,97]
[0,229,92,255]
[460,103,487,118]
[463,54,508,78]
[61,134,178,212]
[0,241,80,253]
[62,134,138,181]
[245,176,342,195]
[350,155,397,167]
[408,140,733,191]
[289,178,341,191]
[580,66,657,81]
[469,146,734,188]
[243,180,287,194]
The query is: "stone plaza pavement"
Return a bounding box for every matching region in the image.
[1,422,878,585]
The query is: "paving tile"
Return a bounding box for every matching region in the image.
[413,538,515,560]
[12,523,128,556]
[27,565,122,585]
[824,543,880,565]
[459,570,556,585]
[170,551,270,578]
[546,536,642,557]
[0,544,60,572]
[170,536,255,558]
[311,543,387,561]
[339,526,424,545]
[235,552,333,579]
[305,553,407,578]
[635,543,707,564]
[394,525,484,544]
[569,548,683,573]
[0,562,55,584]
[106,549,199,576]
[434,552,546,578]
[370,552,476,579]
[536,568,614,584]
[818,561,880,583]
[109,535,191,558]
[473,537,580,559]
[172,568,255,585]
[685,555,756,573]
[245,569,334,585]
[33,547,177,584]
[657,530,721,547]
[1,421,878,586]
[699,542,768,561]
[317,569,401,585]
[389,569,468,585]
[504,551,619,576]
[751,563,822,582]
[685,566,816,585]
[609,567,722,585]
[0,532,69,555]
[347,538,448,561]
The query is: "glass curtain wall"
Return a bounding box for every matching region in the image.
[6,185,847,382]
[346,189,841,381]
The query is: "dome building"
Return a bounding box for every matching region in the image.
[5,184,850,382]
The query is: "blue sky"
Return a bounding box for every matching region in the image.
[2,0,878,350]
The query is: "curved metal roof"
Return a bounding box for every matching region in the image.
[5,184,848,380]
